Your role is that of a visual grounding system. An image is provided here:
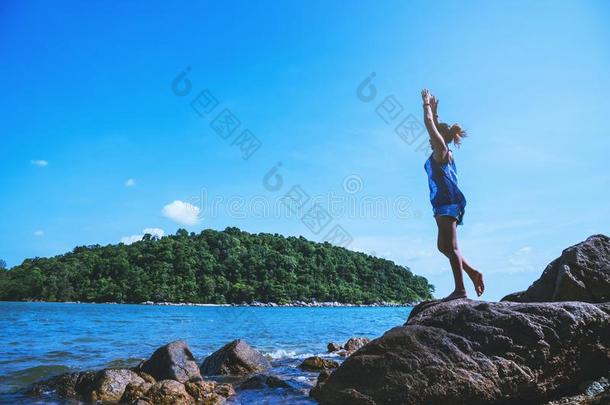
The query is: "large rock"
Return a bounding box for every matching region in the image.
[502,234,610,303]
[92,368,146,402]
[28,340,235,404]
[30,368,144,403]
[239,374,292,390]
[343,337,370,352]
[140,340,202,383]
[146,379,194,405]
[185,379,235,402]
[298,356,339,371]
[311,299,610,405]
[200,339,271,375]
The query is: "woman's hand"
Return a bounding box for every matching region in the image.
[421,88,432,104]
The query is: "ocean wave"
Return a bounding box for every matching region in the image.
[264,349,322,359]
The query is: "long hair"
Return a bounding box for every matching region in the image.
[437,122,467,147]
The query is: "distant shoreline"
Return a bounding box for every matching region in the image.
[3,300,421,307]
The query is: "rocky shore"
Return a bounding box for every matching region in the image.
[311,234,610,404]
[25,234,609,404]
[141,300,420,307]
[29,335,369,404]
[55,300,420,307]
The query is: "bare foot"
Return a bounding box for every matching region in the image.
[468,271,485,297]
[442,289,467,301]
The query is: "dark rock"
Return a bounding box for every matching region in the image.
[137,371,156,384]
[29,372,81,398]
[311,299,610,405]
[317,370,332,384]
[121,381,153,403]
[502,234,610,303]
[93,368,145,402]
[30,369,142,402]
[146,379,194,404]
[239,374,291,390]
[200,339,271,376]
[140,340,202,383]
[299,356,339,371]
[343,337,370,352]
[266,375,292,389]
[184,380,234,403]
[327,342,342,352]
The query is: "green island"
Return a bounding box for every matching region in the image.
[0,227,434,304]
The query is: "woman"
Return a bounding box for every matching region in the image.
[421,89,484,300]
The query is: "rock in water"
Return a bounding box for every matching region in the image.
[502,234,610,303]
[200,339,271,376]
[298,356,339,371]
[92,368,146,402]
[327,342,342,352]
[145,379,194,404]
[140,340,202,383]
[239,374,292,389]
[311,299,610,405]
[184,380,235,402]
[343,337,370,352]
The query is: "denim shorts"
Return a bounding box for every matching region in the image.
[433,203,465,225]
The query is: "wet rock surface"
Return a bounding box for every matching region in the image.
[29,341,236,405]
[139,340,202,383]
[200,339,271,376]
[298,356,339,371]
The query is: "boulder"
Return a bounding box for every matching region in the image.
[146,379,194,405]
[140,340,202,383]
[239,374,292,389]
[28,341,236,404]
[326,337,370,355]
[327,342,342,352]
[121,381,153,403]
[184,380,235,404]
[343,337,370,352]
[311,299,610,405]
[502,234,610,303]
[299,356,339,371]
[29,372,80,398]
[31,368,144,403]
[200,339,271,375]
[92,368,146,402]
[317,369,332,384]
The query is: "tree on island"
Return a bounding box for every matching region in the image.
[0,227,434,304]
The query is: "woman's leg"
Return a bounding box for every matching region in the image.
[462,257,484,296]
[435,215,467,300]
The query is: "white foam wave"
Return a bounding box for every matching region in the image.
[264,349,320,359]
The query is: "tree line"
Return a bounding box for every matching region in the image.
[0,227,434,304]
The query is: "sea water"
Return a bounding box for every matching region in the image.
[0,302,413,404]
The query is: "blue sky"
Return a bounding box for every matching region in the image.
[1,0,609,300]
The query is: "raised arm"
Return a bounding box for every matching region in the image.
[431,95,440,127]
[421,89,448,161]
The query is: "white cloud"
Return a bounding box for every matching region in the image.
[30,160,48,167]
[120,228,165,245]
[489,246,537,274]
[34,230,44,236]
[162,200,200,225]
[143,228,165,238]
[125,178,136,187]
[120,235,143,245]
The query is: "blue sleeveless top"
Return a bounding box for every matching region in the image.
[424,151,466,209]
